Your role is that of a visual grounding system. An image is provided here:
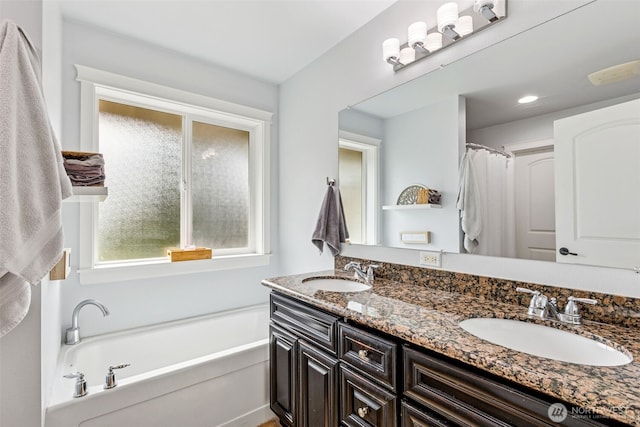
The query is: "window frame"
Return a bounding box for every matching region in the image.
[75,65,272,284]
[338,131,380,245]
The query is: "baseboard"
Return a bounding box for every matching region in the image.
[218,404,276,427]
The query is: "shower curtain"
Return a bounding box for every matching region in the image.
[457,148,515,257]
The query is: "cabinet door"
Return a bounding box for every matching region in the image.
[298,341,339,427]
[270,323,298,427]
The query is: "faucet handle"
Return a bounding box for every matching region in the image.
[556,296,598,325]
[344,261,361,270]
[64,372,87,398]
[365,264,379,282]
[365,264,379,273]
[105,363,130,389]
[564,296,598,315]
[516,287,547,317]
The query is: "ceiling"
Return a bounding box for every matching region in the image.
[57,0,397,84]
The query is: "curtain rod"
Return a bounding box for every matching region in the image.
[466,142,512,158]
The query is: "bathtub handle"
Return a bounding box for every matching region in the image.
[64,372,87,398]
[104,363,131,389]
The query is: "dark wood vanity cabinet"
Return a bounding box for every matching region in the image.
[269,292,625,427]
[270,293,340,427]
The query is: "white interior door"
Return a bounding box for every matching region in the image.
[554,98,640,269]
[514,147,556,261]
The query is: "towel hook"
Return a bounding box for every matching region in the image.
[326,177,336,187]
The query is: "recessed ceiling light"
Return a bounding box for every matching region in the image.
[518,95,538,104]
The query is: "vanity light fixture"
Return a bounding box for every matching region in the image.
[382,0,507,71]
[518,95,539,104]
[474,0,500,22]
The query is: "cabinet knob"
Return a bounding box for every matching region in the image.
[358,349,369,360]
[357,406,369,418]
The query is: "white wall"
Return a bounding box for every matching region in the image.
[278,0,640,298]
[382,97,462,251]
[57,18,280,338]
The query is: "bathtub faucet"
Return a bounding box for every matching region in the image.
[65,299,110,345]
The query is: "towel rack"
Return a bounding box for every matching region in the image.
[326,177,336,186]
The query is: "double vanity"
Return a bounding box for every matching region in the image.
[262,259,639,426]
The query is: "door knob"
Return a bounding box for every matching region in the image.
[559,247,577,256]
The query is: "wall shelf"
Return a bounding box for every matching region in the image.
[382,204,441,210]
[65,186,108,203]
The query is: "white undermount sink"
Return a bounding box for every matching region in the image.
[458,318,632,366]
[302,277,371,293]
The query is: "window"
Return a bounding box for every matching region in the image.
[75,65,271,284]
[338,131,380,245]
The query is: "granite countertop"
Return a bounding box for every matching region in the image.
[262,270,640,426]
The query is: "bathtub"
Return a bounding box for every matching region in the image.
[45,304,273,427]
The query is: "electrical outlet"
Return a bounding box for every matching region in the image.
[419,251,442,267]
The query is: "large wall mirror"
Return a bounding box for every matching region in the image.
[339,1,640,271]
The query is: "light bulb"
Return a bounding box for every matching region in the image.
[399,47,416,65]
[382,38,400,63]
[408,22,427,50]
[457,16,473,36]
[425,33,443,52]
[437,2,459,33]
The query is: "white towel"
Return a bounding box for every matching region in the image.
[0,20,72,337]
[311,186,349,256]
[456,151,482,253]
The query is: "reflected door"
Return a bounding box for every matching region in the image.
[554,98,640,269]
[514,148,556,261]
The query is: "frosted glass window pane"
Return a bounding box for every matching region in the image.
[97,100,182,261]
[192,121,249,249]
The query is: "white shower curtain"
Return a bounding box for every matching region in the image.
[458,148,515,257]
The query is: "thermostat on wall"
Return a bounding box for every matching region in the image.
[400,231,430,244]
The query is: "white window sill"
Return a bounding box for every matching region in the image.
[77,254,271,285]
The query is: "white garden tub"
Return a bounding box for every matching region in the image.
[45,304,272,427]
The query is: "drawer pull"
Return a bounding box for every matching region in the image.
[358,349,369,360]
[357,406,369,418]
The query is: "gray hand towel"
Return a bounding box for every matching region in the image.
[312,186,349,256]
[0,20,72,337]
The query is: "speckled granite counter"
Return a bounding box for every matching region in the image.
[262,270,640,426]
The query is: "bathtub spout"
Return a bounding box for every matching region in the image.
[65,299,110,345]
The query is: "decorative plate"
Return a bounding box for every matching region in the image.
[396,184,428,205]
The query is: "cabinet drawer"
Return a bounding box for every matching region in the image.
[403,347,608,427]
[339,322,397,391]
[401,400,453,427]
[340,365,397,427]
[271,293,339,354]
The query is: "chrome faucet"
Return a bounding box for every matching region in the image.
[516,287,597,325]
[344,262,379,284]
[65,299,110,345]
